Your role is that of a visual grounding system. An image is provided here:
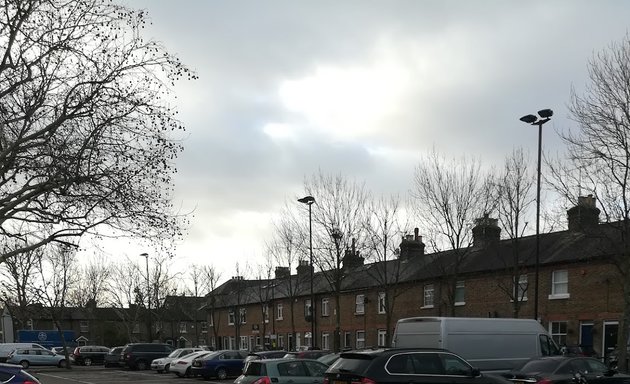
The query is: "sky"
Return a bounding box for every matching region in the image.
[93,0,630,285]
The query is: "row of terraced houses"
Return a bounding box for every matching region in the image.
[0,195,627,360]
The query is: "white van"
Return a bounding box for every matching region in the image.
[0,343,47,362]
[391,317,560,372]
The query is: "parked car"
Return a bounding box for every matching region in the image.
[323,348,512,384]
[317,352,341,366]
[243,350,288,365]
[0,344,47,363]
[6,348,68,369]
[190,349,248,380]
[502,356,629,384]
[0,362,42,384]
[72,345,110,366]
[104,346,124,368]
[170,350,214,378]
[150,347,203,373]
[120,343,174,370]
[236,358,328,384]
[284,350,331,360]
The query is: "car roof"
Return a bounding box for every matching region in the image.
[340,348,447,357]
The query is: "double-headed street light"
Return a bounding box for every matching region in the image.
[519,108,553,321]
[298,195,316,348]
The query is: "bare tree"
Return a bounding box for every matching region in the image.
[547,34,630,371]
[32,244,79,369]
[66,253,111,307]
[197,265,223,349]
[0,243,41,332]
[267,205,308,350]
[494,148,535,317]
[0,0,195,265]
[362,193,409,346]
[303,171,370,351]
[106,260,145,343]
[410,149,493,315]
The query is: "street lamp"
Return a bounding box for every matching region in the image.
[298,195,316,348]
[140,252,151,341]
[519,108,553,321]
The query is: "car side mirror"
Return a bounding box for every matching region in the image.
[471,368,481,377]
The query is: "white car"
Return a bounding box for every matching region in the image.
[169,350,214,377]
[150,347,203,373]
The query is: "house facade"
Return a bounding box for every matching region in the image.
[204,195,626,359]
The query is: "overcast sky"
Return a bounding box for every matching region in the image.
[104,0,630,283]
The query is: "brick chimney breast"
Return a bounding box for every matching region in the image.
[472,214,501,247]
[567,194,600,232]
[399,227,425,259]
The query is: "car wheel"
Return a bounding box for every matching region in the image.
[216,368,227,380]
[20,360,29,369]
[185,367,191,377]
[165,363,170,373]
[136,360,148,370]
[84,357,92,366]
[58,359,67,368]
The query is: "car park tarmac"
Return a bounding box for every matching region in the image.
[28,365,233,384]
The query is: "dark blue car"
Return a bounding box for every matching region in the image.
[191,350,247,380]
[0,363,41,383]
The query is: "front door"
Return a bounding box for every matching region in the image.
[603,321,618,360]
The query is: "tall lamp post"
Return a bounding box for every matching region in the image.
[298,195,316,348]
[519,108,553,321]
[140,252,151,341]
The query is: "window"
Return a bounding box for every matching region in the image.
[356,330,365,349]
[200,321,208,333]
[132,323,140,334]
[80,321,89,333]
[262,304,269,323]
[344,332,351,349]
[377,329,387,347]
[550,270,570,299]
[322,333,330,350]
[321,298,329,317]
[378,292,386,314]
[514,275,528,301]
[304,299,312,318]
[423,284,434,308]
[179,322,187,333]
[228,309,235,325]
[277,303,284,320]
[355,294,365,314]
[240,336,249,350]
[278,334,284,349]
[239,308,247,324]
[209,313,214,327]
[550,321,568,346]
[454,281,465,305]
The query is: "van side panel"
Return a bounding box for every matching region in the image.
[392,318,442,348]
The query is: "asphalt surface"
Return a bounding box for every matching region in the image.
[28,366,232,384]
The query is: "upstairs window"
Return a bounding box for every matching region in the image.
[355,294,365,314]
[423,284,434,308]
[454,281,465,305]
[378,292,386,314]
[550,270,570,299]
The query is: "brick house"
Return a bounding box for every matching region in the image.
[204,195,626,359]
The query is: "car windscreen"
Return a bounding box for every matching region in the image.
[518,359,559,374]
[168,349,181,358]
[244,361,266,376]
[328,354,373,374]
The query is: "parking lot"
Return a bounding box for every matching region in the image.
[28,366,233,384]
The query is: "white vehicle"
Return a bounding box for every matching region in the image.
[391,316,560,372]
[169,350,214,377]
[150,347,203,373]
[0,343,47,363]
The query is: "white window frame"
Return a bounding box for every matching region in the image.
[276,303,284,320]
[305,299,312,318]
[550,321,568,346]
[240,335,249,350]
[228,309,235,325]
[454,280,466,306]
[262,304,269,323]
[209,313,214,327]
[422,284,434,308]
[355,294,365,314]
[549,270,570,299]
[132,323,140,334]
[80,320,89,333]
[514,274,528,301]
[322,333,330,350]
[200,321,208,333]
[179,322,187,334]
[356,330,365,349]
[378,292,386,314]
[239,308,247,324]
[377,329,387,347]
[344,332,351,349]
[321,298,330,317]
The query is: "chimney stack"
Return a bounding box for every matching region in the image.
[399,228,425,259]
[472,214,501,247]
[567,194,600,232]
